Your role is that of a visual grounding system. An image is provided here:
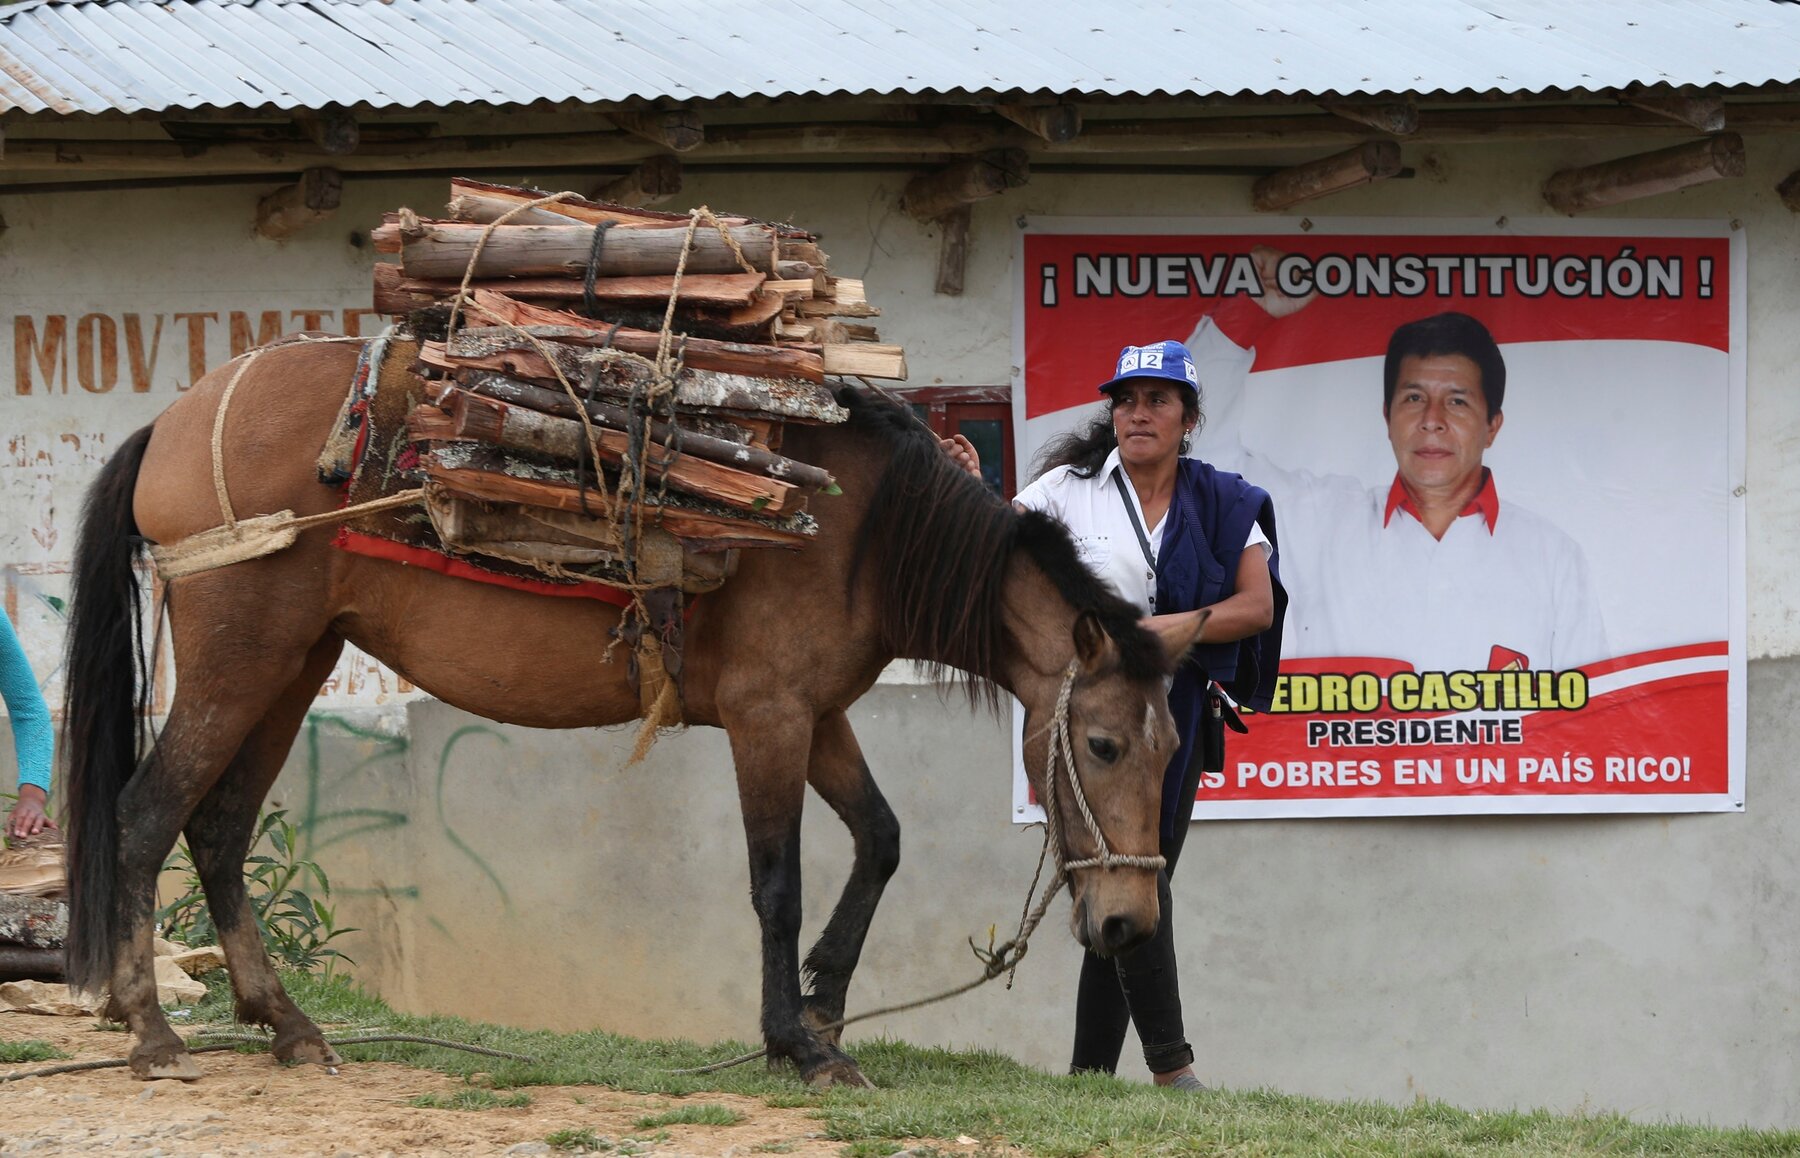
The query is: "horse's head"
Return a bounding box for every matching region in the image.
[1018,610,1207,958]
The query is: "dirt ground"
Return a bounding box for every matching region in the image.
[0,1014,951,1158]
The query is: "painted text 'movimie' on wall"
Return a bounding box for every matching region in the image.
[12,307,385,395]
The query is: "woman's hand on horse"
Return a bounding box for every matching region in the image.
[940,434,982,480]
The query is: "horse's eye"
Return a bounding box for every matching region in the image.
[1087,736,1121,763]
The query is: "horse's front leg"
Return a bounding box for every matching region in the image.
[801,710,900,1047]
[721,697,873,1088]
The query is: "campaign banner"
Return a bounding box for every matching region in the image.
[1010,219,1745,819]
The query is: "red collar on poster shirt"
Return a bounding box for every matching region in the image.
[1383,470,1501,534]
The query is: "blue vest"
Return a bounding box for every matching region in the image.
[1153,458,1287,835]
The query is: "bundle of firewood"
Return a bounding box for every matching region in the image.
[369,180,901,592]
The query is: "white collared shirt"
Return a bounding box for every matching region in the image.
[1015,448,1268,616]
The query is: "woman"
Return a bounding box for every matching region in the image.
[955,339,1285,1090]
[2,608,55,840]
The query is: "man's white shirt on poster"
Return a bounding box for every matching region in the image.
[1184,315,1608,674]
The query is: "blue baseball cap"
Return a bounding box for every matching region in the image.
[1096,340,1200,395]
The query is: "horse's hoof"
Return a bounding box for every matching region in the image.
[805,1058,875,1089]
[273,1034,342,1068]
[133,1051,203,1081]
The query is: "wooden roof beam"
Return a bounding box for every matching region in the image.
[1321,98,1418,136]
[253,166,342,240]
[293,108,359,155]
[1543,133,1745,214]
[609,109,705,152]
[1253,142,1401,211]
[899,148,1029,221]
[993,102,1083,142]
[1621,87,1726,132]
[592,155,682,206]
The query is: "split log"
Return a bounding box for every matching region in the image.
[1542,133,1745,214]
[423,463,813,549]
[449,373,827,485]
[463,290,818,378]
[795,297,880,318]
[818,343,907,380]
[398,220,778,280]
[520,290,789,345]
[255,166,343,240]
[0,893,66,948]
[419,337,850,422]
[446,177,815,237]
[421,387,805,513]
[372,264,767,313]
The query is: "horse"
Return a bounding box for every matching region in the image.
[60,337,1203,1086]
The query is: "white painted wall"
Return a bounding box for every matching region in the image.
[4,128,1800,1127]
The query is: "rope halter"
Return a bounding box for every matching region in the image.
[1039,659,1168,876]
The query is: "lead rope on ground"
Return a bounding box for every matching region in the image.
[671,660,1160,1076]
[0,1032,535,1084]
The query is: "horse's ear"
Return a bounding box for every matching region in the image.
[1073,611,1117,674]
[1152,609,1210,669]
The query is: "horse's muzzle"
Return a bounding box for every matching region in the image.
[1071,895,1159,958]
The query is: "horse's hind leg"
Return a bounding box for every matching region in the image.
[801,711,901,1047]
[183,633,345,1068]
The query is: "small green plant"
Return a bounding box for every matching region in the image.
[157,809,357,976]
[635,1104,745,1129]
[547,1127,609,1151]
[410,1089,532,1111]
[840,1143,901,1158]
[0,1040,71,1063]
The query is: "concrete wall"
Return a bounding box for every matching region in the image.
[3,125,1798,1126]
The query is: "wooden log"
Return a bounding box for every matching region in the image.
[995,103,1083,143]
[294,108,360,155]
[819,343,907,380]
[594,155,683,206]
[399,220,777,279]
[427,387,804,513]
[1777,170,1800,213]
[0,945,62,980]
[371,264,767,313]
[1622,89,1726,133]
[795,297,880,318]
[900,149,1030,221]
[423,463,813,548]
[609,109,705,152]
[462,290,822,380]
[1542,133,1745,214]
[254,166,342,240]
[1252,142,1402,211]
[1321,99,1419,136]
[935,204,972,296]
[0,893,66,948]
[446,177,813,236]
[420,337,850,422]
[451,373,834,489]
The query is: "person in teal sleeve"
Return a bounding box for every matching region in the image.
[2,609,55,840]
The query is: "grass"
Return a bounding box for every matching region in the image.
[0,1040,72,1063]
[546,1127,608,1151]
[635,1103,746,1129]
[409,1088,533,1110]
[186,971,1800,1157]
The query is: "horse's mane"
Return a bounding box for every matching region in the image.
[841,388,1168,707]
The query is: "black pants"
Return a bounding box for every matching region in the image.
[1068,745,1207,1076]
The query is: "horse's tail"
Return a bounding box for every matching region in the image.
[62,422,156,993]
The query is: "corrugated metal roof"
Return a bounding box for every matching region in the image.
[4,0,1800,117]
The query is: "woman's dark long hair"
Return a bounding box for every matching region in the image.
[1033,387,1204,481]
